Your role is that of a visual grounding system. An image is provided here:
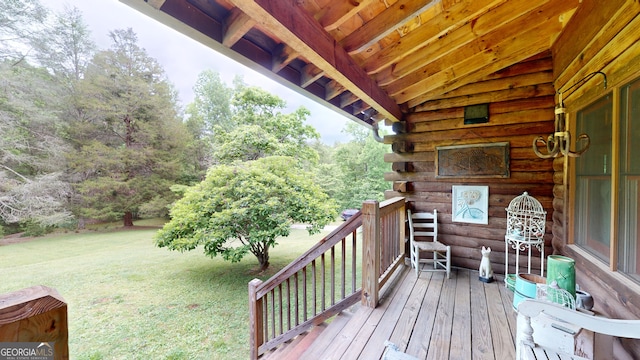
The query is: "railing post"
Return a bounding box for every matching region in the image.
[0,285,68,360]
[361,200,380,308]
[249,278,264,360]
[399,201,406,260]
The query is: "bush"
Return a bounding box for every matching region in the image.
[21,221,53,237]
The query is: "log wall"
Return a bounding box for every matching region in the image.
[385,52,556,274]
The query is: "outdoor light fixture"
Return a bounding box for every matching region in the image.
[532,71,607,159]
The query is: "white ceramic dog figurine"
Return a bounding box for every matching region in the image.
[479,246,494,283]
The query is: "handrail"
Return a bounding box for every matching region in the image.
[249,197,406,359]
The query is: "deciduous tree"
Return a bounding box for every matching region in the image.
[155,156,338,271]
[332,122,391,209]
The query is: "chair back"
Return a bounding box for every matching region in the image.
[408,209,438,242]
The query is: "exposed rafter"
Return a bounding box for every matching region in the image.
[227,0,403,122]
[223,8,255,47]
[340,0,437,54]
[122,0,581,127]
[318,0,377,32]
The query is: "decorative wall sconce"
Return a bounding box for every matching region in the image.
[532,71,607,159]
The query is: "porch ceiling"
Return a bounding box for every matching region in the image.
[121,0,580,127]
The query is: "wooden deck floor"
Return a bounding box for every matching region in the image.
[263,267,517,360]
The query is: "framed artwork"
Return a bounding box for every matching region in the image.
[452,185,489,224]
[435,142,510,178]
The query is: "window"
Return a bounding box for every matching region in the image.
[574,77,640,282]
[574,95,612,263]
[618,78,640,281]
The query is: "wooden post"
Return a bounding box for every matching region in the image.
[248,278,264,360]
[361,200,381,308]
[0,285,68,360]
[399,201,406,260]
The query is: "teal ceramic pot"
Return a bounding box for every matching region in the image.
[547,255,576,299]
[513,273,546,310]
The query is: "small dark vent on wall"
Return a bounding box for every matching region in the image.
[464,103,489,125]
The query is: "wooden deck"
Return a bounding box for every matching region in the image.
[263,267,517,360]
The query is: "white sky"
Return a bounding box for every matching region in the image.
[39,0,354,144]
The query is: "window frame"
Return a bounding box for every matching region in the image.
[569,75,640,280]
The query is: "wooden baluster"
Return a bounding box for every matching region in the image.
[321,253,326,311]
[341,238,346,299]
[312,259,317,315]
[294,272,299,326]
[302,266,308,321]
[269,290,275,338]
[352,230,357,293]
[331,245,336,305]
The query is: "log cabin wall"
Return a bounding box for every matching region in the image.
[385,52,556,274]
[551,0,640,356]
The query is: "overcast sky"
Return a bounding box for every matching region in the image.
[39,0,353,144]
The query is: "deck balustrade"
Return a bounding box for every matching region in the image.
[248,197,406,359]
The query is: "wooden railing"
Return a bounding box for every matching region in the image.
[249,197,406,359]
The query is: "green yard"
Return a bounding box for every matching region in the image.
[0,221,331,359]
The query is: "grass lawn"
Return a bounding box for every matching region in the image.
[0,220,334,359]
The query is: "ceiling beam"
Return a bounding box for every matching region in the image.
[374,0,550,86]
[318,0,377,32]
[223,8,255,47]
[228,0,402,122]
[271,43,298,73]
[340,0,437,54]
[300,64,324,88]
[361,0,506,75]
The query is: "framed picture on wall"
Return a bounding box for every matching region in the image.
[452,185,489,224]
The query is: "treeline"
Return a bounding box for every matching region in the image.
[0,1,389,237]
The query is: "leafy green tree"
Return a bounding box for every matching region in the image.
[333,122,391,209]
[213,86,320,165]
[310,140,341,199]
[155,156,338,271]
[68,29,192,226]
[184,70,234,172]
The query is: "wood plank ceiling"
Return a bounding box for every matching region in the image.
[122,0,580,128]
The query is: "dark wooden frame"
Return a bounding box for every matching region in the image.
[435,142,510,178]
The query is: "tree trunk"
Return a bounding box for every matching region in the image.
[123,211,134,227]
[257,249,270,271]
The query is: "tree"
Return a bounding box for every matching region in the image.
[68,28,192,226]
[212,86,320,165]
[332,122,391,209]
[0,0,48,62]
[0,61,72,226]
[33,6,96,87]
[155,156,338,271]
[184,70,234,172]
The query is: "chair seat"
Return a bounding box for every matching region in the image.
[414,241,448,252]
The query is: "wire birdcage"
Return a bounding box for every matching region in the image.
[506,192,547,243]
[505,192,547,277]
